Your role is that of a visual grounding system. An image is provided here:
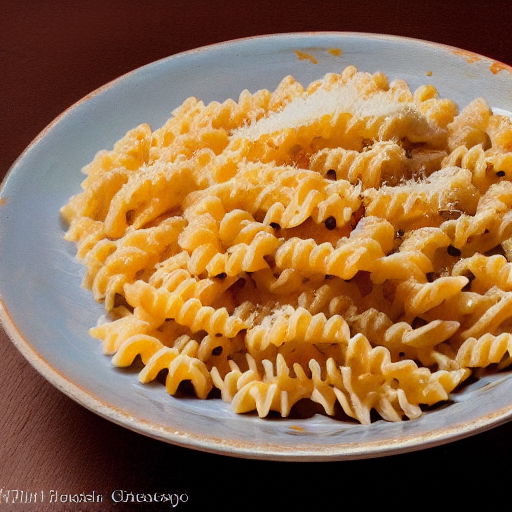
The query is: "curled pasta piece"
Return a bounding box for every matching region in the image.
[112,334,212,398]
[275,237,379,279]
[82,123,152,184]
[104,160,197,238]
[245,306,350,352]
[382,360,469,407]
[89,313,151,355]
[305,66,389,96]
[218,209,272,245]
[394,276,469,317]
[250,268,308,296]
[363,167,479,229]
[456,333,512,368]
[254,169,361,229]
[346,103,447,148]
[297,279,360,315]
[443,144,497,192]
[441,181,512,253]
[184,206,280,278]
[413,84,458,128]
[112,333,168,366]
[452,254,512,293]
[371,251,433,283]
[194,334,245,376]
[211,354,312,417]
[421,289,502,325]
[61,167,131,223]
[373,228,452,285]
[349,307,460,351]
[206,231,281,276]
[312,335,467,423]
[267,74,306,110]
[64,217,106,260]
[308,180,362,227]
[125,281,248,337]
[149,98,227,163]
[346,335,466,413]
[275,217,394,279]
[149,268,236,305]
[150,250,190,282]
[178,212,221,275]
[310,357,400,424]
[347,307,461,371]
[447,98,492,151]
[186,163,362,230]
[84,217,186,309]
[457,292,512,341]
[309,140,407,188]
[406,148,448,175]
[399,227,451,260]
[487,114,512,152]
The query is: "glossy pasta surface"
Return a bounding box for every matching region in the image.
[61,66,512,424]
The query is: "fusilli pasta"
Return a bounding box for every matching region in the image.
[62,66,512,424]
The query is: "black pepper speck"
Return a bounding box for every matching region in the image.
[324,216,337,230]
[447,245,461,257]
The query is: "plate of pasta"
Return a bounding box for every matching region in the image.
[2,32,512,461]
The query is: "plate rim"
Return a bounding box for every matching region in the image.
[2,31,512,461]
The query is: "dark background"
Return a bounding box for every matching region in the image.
[1,1,511,510]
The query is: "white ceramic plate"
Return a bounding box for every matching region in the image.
[2,33,512,461]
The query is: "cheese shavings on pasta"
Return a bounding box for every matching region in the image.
[62,65,512,424]
[234,82,411,140]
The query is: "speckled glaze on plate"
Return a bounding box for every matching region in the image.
[1,33,512,461]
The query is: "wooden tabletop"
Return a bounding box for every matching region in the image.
[2,1,512,510]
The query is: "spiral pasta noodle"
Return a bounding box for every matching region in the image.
[62,66,512,424]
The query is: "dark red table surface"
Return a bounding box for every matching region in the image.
[1,1,512,510]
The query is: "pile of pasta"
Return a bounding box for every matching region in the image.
[61,66,512,424]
